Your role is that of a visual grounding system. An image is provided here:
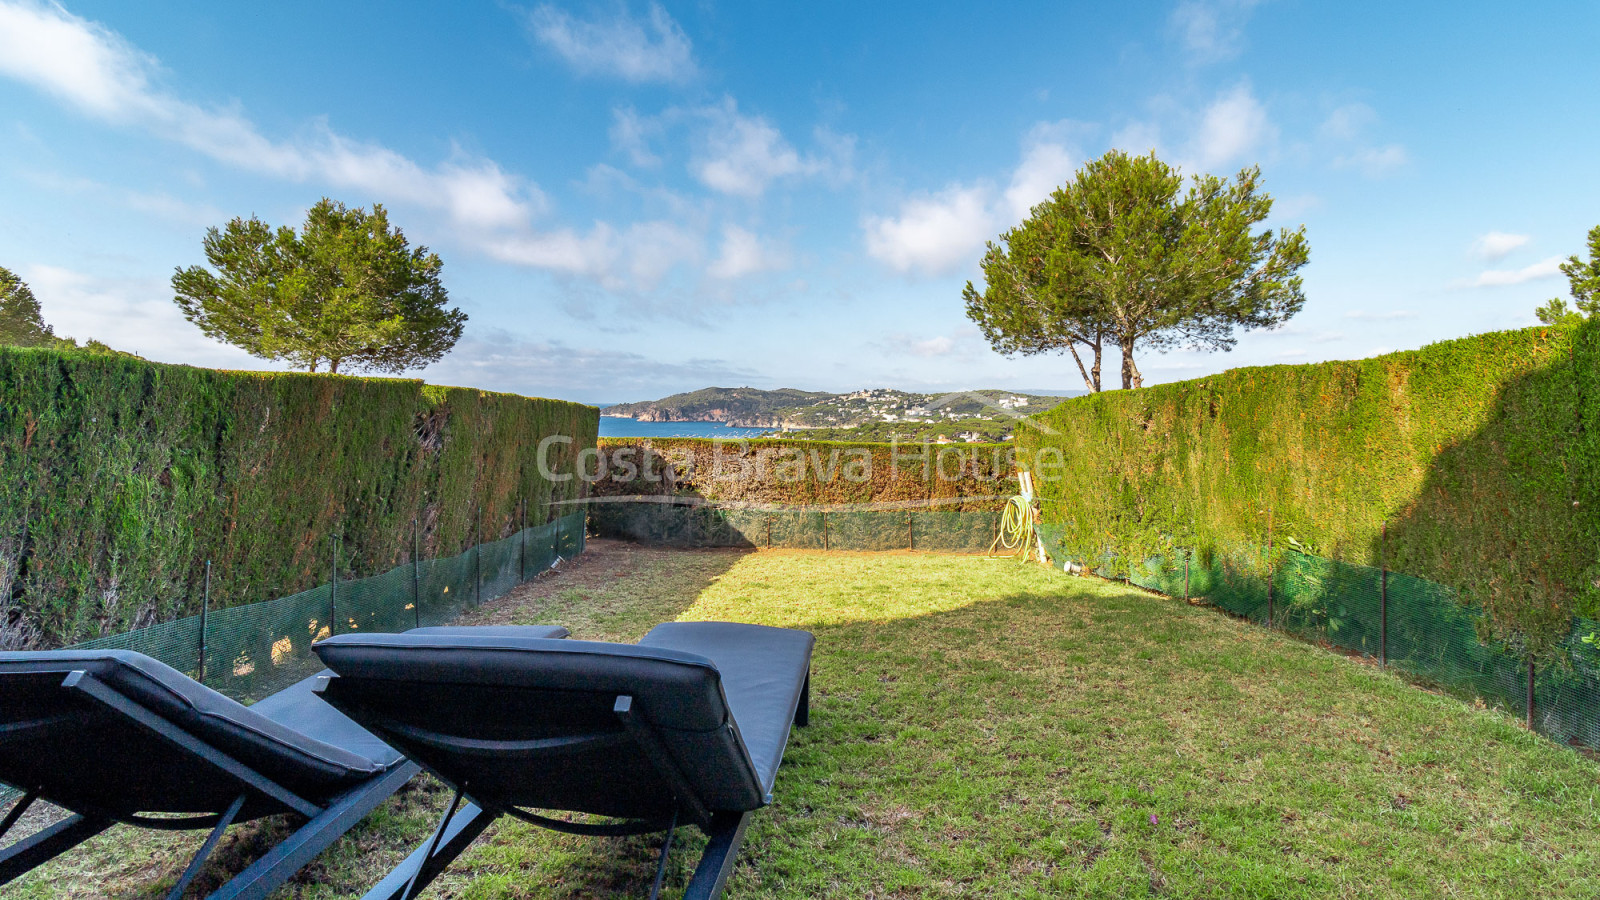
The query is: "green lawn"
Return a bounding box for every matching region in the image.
[13,542,1600,898]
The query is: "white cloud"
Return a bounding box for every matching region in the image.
[422,330,757,402]
[484,219,703,292]
[692,99,822,198]
[1111,120,1164,158]
[1190,82,1275,170]
[1464,256,1564,288]
[610,106,662,167]
[20,169,227,226]
[121,189,226,226]
[1169,0,1266,64]
[865,122,1080,276]
[523,2,696,83]
[607,98,853,197]
[0,1,542,232]
[1111,84,1276,174]
[23,264,272,368]
[901,335,957,357]
[1270,193,1321,220]
[1317,102,1407,178]
[1332,143,1408,177]
[1471,231,1531,261]
[1002,122,1079,221]
[624,221,703,287]
[707,225,789,280]
[1318,103,1377,142]
[863,184,995,276]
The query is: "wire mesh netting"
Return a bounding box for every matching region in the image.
[588,502,1001,552]
[1038,524,1600,751]
[60,510,587,704]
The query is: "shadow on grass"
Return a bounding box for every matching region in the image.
[19,550,1600,898]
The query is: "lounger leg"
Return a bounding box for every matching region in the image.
[0,792,38,841]
[795,671,810,727]
[166,794,247,900]
[681,811,751,900]
[359,797,497,900]
[0,813,112,886]
[647,809,678,900]
[207,761,420,900]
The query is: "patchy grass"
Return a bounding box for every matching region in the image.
[11,542,1600,898]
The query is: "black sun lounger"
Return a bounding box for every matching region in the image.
[312,621,815,900]
[0,627,566,900]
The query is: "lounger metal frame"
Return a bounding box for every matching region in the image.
[319,675,810,900]
[0,669,420,900]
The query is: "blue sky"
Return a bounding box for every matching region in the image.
[2,1,1596,404]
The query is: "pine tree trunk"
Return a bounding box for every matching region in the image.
[1120,335,1142,390]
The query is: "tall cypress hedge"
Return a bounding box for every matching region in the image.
[1017,323,1597,658]
[0,347,596,646]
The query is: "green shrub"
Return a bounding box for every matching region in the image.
[1018,323,1597,659]
[0,347,596,645]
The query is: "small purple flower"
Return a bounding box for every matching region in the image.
[1149,813,1159,826]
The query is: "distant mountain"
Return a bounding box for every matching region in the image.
[604,387,835,427]
[603,386,1082,436]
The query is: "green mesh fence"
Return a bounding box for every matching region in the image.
[59,510,587,704]
[1039,524,1600,751]
[588,502,1000,552]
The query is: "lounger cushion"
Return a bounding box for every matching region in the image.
[0,650,396,815]
[638,622,813,796]
[406,625,570,639]
[313,625,812,818]
[248,671,406,769]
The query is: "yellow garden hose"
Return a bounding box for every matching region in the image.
[988,471,1048,563]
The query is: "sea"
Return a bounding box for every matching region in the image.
[598,416,772,439]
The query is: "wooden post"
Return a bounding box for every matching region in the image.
[519,495,526,582]
[908,513,915,551]
[1183,550,1190,601]
[413,518,422,629]
[475,505,482,605]
[822,511,829,551]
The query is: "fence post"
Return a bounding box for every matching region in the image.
[822,511,829,551]
[1265,507,1274,627]
[475,505,483,606]
[1380,519,1388,667]
[412,518,422,629]
[329,535,338,637]
[198,560,210,684]
[1527,659,1536,730]
[908,512,914,551]
[519,495,527,582]
[1184,550,1190,601]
